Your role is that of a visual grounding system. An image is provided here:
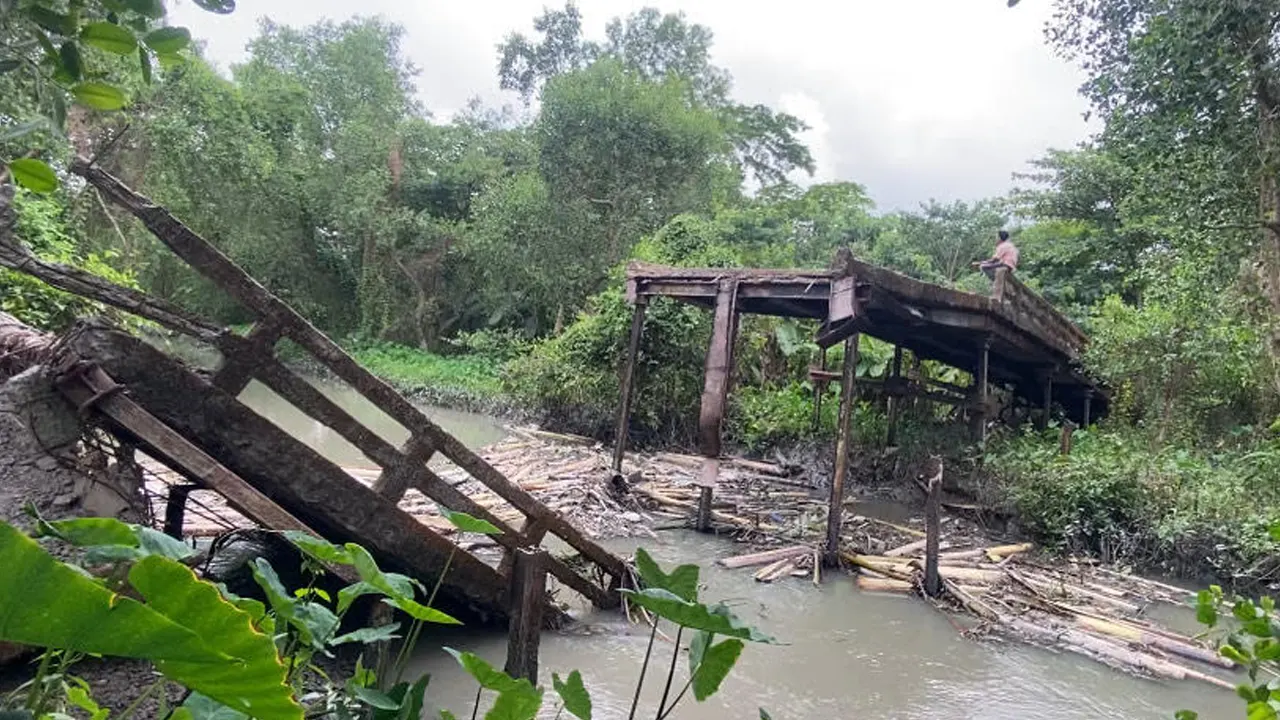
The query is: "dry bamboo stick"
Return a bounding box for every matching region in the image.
[857,576,913,593]
[985,543,1034,562]
[718,545,812,569]
[754,558,792,582]
[884,538,928,557]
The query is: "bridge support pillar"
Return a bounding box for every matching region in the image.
[612,298,648,476]
[824,333,859,567]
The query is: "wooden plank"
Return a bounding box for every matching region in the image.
[61,326,522,623]
[73,161,628,592]
[697,280,739,459]
[824,333,858,566]
[211,321,284,394]
[503,549,547,683]
[373,437,435,502]
[55,363,356,582]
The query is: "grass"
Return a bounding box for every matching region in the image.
[347,342,502,398]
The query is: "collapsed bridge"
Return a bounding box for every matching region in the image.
[0,162,626,630]
[612,249,1105,563]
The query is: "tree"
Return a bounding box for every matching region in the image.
[871,199,1007,288]
[1010,147,1154,310]
[0,0,221,193]
[537,59,723,269]
[1048,0,1280,377]
[497,3,814,186]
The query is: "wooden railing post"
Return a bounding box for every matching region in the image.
[504,549,548,684]
[886,345,903,446]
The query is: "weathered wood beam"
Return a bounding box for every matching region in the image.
[504,549,548,683]
[824,333,858,567]
[697,280,739,459]
[72,160,628,592]
[970,337,991,447]
[886,345,904,446]
[924,460,942,597]
[163,484,197,540]
[373,437,435,502]
[211,321,285,394]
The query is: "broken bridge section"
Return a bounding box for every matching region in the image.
[613,248,1105,564]
[0,165,626,625]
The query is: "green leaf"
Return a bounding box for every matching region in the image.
[123,0,165,19]
[67,685,108,720]
[58,41,82,81]
[330,623,401,646]
[1222,645,1251,665]
[351,686,401,711]
[250,558,339,648]
[283,531,353,565]
[441,712,458,720]
[25,7,74,36]
[138,46,152,84]
[31,515,137,547]
[691,637,743,701]
[193,0,236,13]
[7,158,58,194]
[0,522,225,662]
[81,23,139,55]
[552,670,591,720]
[759,710,773,720]
[346,543,460,625]
[372,676,430,720]
[1196,591,1218,627]
[129,556,302,720]
[144,27,191,54]
[138,527,197,560]
[619,589,775,642]
[441,508,502,535]
[1248,701,1278,720]
[1173,713,1197,720]
[155,52,185,69]
[180,693,249,720]
[634,547,699,602]
[72,83,128,111]
[445,648,544,720]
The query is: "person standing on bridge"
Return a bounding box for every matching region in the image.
[974,230,1019,279]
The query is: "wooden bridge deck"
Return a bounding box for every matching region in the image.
[625,251,1101,424]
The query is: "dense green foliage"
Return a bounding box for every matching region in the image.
[0,515,769,720]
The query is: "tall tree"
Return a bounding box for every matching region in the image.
[496,3,814,186]
[1048,0,1280,368]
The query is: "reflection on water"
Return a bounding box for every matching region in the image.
[235,377,1237,719]
[407,534,1239,720]
[236,378,507,468]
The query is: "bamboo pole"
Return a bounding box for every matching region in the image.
[825,333,859,566]
[924,458,942,597]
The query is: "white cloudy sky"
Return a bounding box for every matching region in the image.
[168,0,1095,211]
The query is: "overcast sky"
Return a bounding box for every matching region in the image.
[169,0,1094,211]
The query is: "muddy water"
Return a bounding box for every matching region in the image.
[238,383,1238,719]
[235,378,507,469]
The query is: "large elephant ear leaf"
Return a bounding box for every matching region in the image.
[0,522,227,663]
[633,547,699,602]
[129,556,302,720]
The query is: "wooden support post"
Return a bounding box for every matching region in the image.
[1059,422,1076,455]
[504,548,547,684]
[886,345,903,446]
[163,484,196,539]
[697,486,713,533]
[1039,372,1054,431]
[824,333,859,567]
[697,280,739,459]
[812,347,827,431]
[970,337,991,447]
[924,460,942,598]
[1083,390,1093,428]
[695,458,717,533]
[612,300,647,475]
